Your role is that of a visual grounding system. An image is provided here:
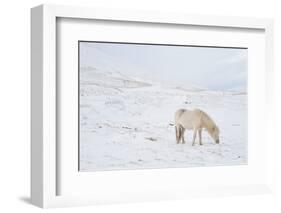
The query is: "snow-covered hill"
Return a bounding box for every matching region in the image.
[79,65,247,171]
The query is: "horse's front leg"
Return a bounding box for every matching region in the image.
[192,128,198,146]
[198,129,202,145]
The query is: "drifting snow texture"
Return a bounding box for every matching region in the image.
[79,67,247,171]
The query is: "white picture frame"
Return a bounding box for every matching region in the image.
[31,4,274,208]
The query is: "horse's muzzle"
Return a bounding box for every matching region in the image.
[216,139,220,144]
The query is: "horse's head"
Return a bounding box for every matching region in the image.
[210,126,220,144]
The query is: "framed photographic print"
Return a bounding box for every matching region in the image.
[31,4,274,208]
[78,41,248,171]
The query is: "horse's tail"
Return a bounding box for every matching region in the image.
[175,125,182,143]
[175,126,178,143]
[175,109,186,144]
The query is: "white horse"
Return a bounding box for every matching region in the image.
[175,108,220,145]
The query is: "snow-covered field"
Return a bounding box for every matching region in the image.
[79,66,247,171]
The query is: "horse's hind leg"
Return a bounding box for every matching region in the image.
[175,126,180,144]
[178,126,183,144]
[192,128,198,146]
[181,127,185,144]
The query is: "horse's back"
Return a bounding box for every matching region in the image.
[192,108,204,116]
[175,108,202,129]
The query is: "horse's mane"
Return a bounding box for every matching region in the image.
[199,110,219,133]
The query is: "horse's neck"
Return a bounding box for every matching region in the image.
[202,114,216,132]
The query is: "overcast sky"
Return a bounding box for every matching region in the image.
[80,42,247,91]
